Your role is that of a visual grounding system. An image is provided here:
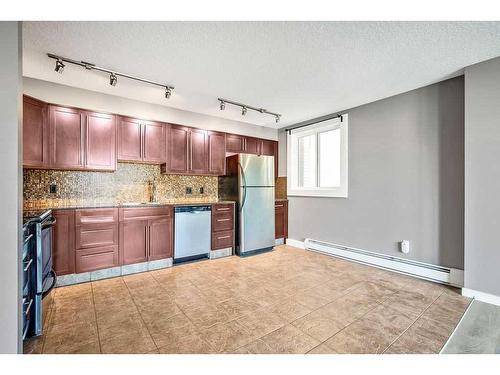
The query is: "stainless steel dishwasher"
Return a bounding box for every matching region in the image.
[174,205,211,263]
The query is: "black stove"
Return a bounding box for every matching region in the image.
[22,209,56,339]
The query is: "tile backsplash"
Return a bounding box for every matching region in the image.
[24,163,218,209]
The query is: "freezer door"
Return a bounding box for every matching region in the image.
[240,154,274,187]
[239,186,275,253]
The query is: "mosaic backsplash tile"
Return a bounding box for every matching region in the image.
[24,163,218,210]
[275,176,287,199]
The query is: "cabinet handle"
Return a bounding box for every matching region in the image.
[217,218,231,222]
[217,235,231,240]
[216,208,230,211]
[24,298,33,316]
[275,204,284,207]
[145,225,149,259]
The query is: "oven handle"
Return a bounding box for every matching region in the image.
[41,217,57,230]
[42,269,57,299]
[23,234,33,245]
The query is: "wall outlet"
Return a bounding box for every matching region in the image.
[185,187,192,194]
[400,240,410,254]
[49,183,57,194]
[199,186,204,194]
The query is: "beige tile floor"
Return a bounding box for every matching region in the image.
[24,245,471,354]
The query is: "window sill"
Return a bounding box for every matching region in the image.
[287,189,348,198]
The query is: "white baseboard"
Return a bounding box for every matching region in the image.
[462,288,500,307]
[285,237,464,287]
[285,238,305,249]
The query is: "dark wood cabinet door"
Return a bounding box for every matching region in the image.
[189,128,208,174]
[117,116,142,162]
[208,131,226,175]
[143,121,165,164]
[49,105,84,169]
[245,137,260,154]
[148,216,173,261]
[119,220,148,265]
[23,96,49,168]
[52,210,75,275]
[226,134,245,153]
[85,112,116,171]
[166,125,190,174]
[275,201,288,239]
[260,139,275,156]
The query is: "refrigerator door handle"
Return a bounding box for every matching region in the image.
[239,162,247,211]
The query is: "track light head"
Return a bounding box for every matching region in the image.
[165,87,172,99]
[55,59,65,74]
[242,107,247,116]
[220,101,225,111]
[275,115,280,123]
[109,73,117,86]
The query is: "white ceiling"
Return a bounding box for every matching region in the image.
[23,21,500,128]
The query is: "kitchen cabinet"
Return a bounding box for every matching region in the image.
[226,134,246,153]
[23,96,49,168]
[260,139,279,179]
[119,207,173,265]
[244,137,261,155]
[52,210,75,276]
[143,121,165,163]
[85,112,117,171]
[164,124,190,174]
[49,105,85,170]
[211,203,235,250]
[190,128,209,174]
[75,208,119,273]
[117,116,165,164]
[163,126,226,176]
[275,200,288,240]
[148,216,173,261]
[208,131,226,175]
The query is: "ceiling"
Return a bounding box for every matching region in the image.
[23,21,500,128]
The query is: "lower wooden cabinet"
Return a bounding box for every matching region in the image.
[211,203,235,250]
[119,207,173,265]
[52,210,76,276]
[74,208,119,273]
[275,200,288,239]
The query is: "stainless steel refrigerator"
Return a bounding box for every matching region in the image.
[219,154,275,255]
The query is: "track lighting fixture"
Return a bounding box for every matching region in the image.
[47,53,175,99]
[54,59,65,73]
[109,73,117,86]
[218,98,281,124]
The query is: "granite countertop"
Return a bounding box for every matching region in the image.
[24,200,236,211]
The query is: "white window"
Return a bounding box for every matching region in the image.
[287,115,348,197]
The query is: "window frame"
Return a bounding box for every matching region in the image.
[287,115,348,198]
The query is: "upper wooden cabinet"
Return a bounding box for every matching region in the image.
[23,97,117,171]
[23,96,49,168]
[85,112,117,171]
[190,128,209,174]
[163,126,226,176]
[208,131,226,175]
[165,124,190,174]
[49,105,85,170]
[226,134,245,153]
[244,137,261,155]
[117,116,165,164]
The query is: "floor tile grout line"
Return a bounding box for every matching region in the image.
[90,282,103,354]
[381,290,445,354]
[122,274,166,352]
[303,287,400,354]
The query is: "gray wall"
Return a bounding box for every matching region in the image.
[23,78,278,141]
[464,57,500,296]
[0,22,22,353]
[283,77,464,269]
